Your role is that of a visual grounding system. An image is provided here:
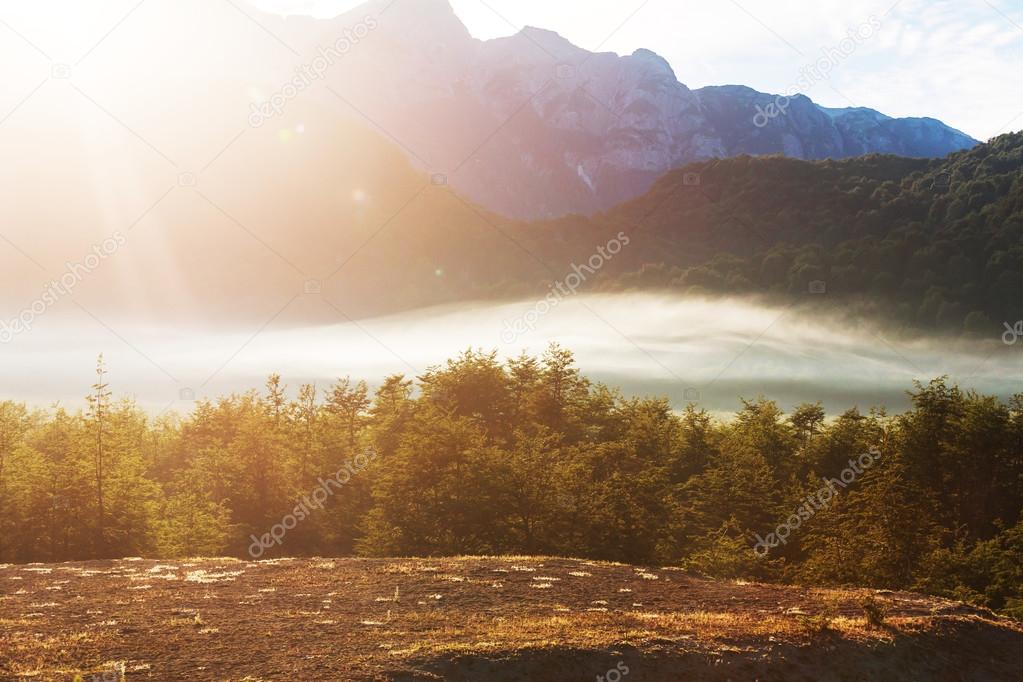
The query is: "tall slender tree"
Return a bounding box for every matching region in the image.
[85,354,112,557]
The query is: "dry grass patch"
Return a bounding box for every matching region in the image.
[378,608,933,658]
[4,557,1020,680]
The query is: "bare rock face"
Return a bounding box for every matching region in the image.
[274,0,977,219]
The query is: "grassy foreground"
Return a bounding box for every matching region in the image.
[2,556,1021,681]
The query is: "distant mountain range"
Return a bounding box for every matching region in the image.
[265,0,979,219]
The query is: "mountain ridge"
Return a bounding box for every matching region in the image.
[271,0,979,219]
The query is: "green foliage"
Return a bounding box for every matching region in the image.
[914,519,1023,614]
[588,132,1023,334]
[0,348,1021,618]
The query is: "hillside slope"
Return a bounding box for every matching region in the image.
[591,131,1023,333]
[2,98,1013,333]
[2,557,1021,681]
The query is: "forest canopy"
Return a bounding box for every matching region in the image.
[587,131,1023,335]
[1,347,1021,618]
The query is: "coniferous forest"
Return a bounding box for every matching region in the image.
[2,346,1021,618]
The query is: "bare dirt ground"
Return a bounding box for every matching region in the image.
[1,556,1021,681]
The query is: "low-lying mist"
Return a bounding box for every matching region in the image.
[4,292,1019,415]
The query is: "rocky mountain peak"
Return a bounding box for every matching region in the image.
[629,48,677,80]
[508,25,586,62]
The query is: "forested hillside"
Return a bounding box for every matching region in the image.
[220,129,1023,336]
[6,95,1015,336]
[1,347,1021,617]
[291,130,1023,336]
[594,131,1023,334]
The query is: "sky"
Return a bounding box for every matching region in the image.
[253,0,1023,141]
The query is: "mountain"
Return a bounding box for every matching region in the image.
[695,88,977,159]
[263,0,978,219]
[198,121,1017,335]
[261,128,1021,335]
[570,132,1023,334]
[0,0,998,335]
[3,72,1012,334]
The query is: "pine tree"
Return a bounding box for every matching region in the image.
[293,383,319,485]
[326,377,370,452]
[0,401,30,560]
[85,354,112,557]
